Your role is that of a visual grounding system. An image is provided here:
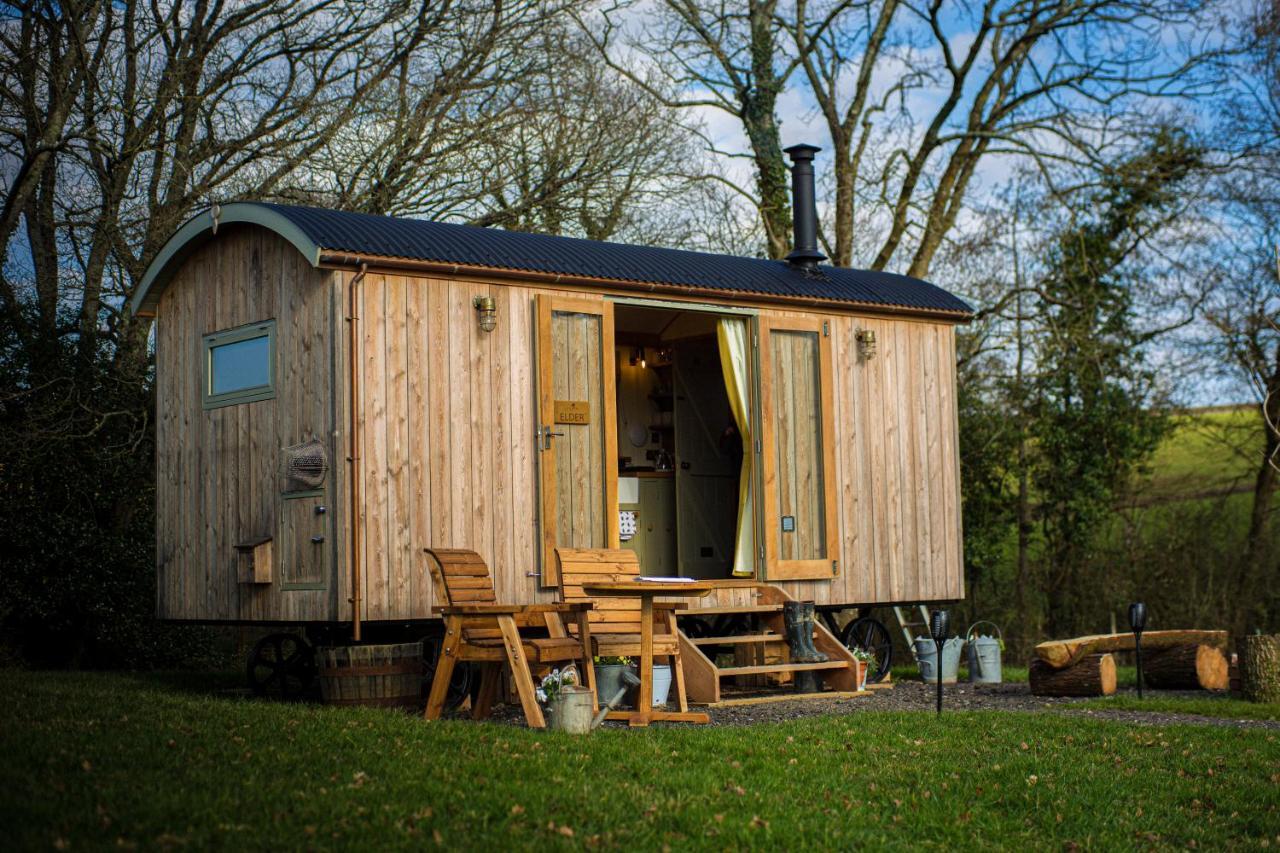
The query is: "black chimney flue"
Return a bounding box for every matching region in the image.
[784,143,826,270]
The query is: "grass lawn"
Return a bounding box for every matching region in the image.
[3,671,1279,850]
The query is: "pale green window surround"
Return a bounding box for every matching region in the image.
[202,321,276,409]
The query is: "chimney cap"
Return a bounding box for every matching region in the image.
[784,143,822,160]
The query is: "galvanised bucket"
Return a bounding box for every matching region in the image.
[915,637,963,683]
[965,621,1004,684]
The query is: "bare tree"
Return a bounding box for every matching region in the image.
[1200,0,1280,610]
[587,0,1230,276]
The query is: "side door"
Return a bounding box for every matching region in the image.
[536,295,619,586]
[758,315,839,580]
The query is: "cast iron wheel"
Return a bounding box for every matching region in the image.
[842,616,893,683]
[421,636,474,710]
[246,633,317,700]
[680,617,713,639]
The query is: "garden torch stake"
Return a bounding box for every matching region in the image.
[930,609,950,716]
[1129,602,1147,700]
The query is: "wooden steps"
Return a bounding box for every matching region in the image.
[690,632,781,646]
[675,583,863,705]
[717,660,848,676]
[682,604,783,616]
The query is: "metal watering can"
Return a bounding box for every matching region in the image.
[965,621,1004,684]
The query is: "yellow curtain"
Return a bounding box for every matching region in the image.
[717,319,754,577]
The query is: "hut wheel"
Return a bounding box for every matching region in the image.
[842,616,893,683]
[246,633,317,700]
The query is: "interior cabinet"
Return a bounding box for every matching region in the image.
[620,475,676,575]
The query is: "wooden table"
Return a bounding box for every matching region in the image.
[581,580,716,726]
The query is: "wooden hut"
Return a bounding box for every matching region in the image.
[133,146,972,696]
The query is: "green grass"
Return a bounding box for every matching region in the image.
[1139,406,1260,501]
[1077,694,1280,722]
[3,671,1279,850]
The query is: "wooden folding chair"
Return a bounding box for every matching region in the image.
[424,548,593,728]
[554,548,692,713]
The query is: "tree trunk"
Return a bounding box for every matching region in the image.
[1029,653,1116,697]
[1143,644,1228,690]
[1238,635,1280,703]
[1240,346,1280,631]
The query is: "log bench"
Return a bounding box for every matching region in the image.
[1030,630,1230,696]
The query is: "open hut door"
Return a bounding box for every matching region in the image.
[758,316,839,580]
[535,296,619,587]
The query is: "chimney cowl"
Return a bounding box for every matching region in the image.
[784,143,826,270]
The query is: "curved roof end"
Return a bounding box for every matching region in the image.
[129,203,322,316]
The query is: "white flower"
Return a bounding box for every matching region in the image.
[536,688,547,703]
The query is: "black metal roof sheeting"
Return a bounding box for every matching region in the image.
[256,202,973,316]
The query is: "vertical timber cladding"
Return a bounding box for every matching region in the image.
[352,275,546,622]
[153,226,336,622]
[753,310,962,604]
[535,295,620,586]
[826,314,964,605]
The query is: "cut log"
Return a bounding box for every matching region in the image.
[1142,644,1228,691]
[1035,630,1228,669]
[1238,635,1280,704]
[1029,653,1116,697]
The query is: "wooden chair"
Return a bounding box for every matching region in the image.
[424,548,593,728]
[554,548,692,713]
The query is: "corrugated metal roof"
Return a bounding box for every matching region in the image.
[255,202,972,316]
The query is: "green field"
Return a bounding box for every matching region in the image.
[3,670,1279,851]
[1136,405,1261,503]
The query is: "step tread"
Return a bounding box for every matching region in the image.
[681,605,783,616]
[716,660,851,676]
[690,633,783,645]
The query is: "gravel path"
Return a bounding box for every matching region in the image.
[701,681,1280,730]
[460,679,1280,730]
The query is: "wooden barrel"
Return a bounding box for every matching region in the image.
[317,642,423,710]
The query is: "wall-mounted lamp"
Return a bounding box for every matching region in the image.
[473,295,497,333]
[856,328,877,360]
[629,346,647,368]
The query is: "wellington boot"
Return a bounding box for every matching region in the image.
[801,603,829,662]
[785,601,825,663]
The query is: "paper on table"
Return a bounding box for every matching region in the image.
[637,576,697,583]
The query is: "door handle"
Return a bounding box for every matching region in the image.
[310,535,325,544]
[540,425,564,450]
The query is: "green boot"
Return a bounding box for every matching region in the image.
[785,601,825,664]
[801,602,829,663]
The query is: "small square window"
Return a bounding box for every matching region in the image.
[203,321,276,409]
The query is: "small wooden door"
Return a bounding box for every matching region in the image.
[759,315,839,580]
[536,296,619,586]
[278,493,329,589]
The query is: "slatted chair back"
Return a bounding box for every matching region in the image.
[424,548,504,641]
[555,548,646,636]
[425,548,498,605]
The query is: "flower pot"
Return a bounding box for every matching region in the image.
[857,661,868,691]
[593,663,630,706]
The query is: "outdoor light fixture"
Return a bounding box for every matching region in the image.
[856,328,877,360]
[1129,602,1147,699]
[930,609,950,716]
[473,295,497,333]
